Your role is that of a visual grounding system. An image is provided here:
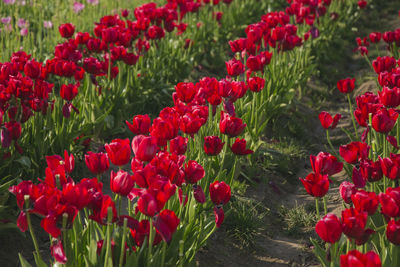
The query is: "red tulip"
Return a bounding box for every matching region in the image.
[359,159,383,182]
[105,138,131,166]
[169,136,188,155]
[59,23,75,38]
[247,77,265,92]
[225,58,245,77]
[179,113,204,136]
[337,78,355,94]
[85,152,110,174]
[341,208,369,240]
[24,60,41,79]
[230,138,253,155]
[110,170,134,197]
[60,83,79,101]
[193,185,206,204]
[379,153,400,180]
[184,160,205,184]
[132,135,158,162]
[369,32,381,43]
[352,167,366,188]
[339,182,356,207]
[379,187,400,218]
[214,206,225,227]
[310,152,343,176]
[357,0,367,9]
[315,213,342,243]
[219,111,246,137]
[340,250,381,267]
[318,111,341,129]
[378,87,400,108]
[372,108,398,133]
[89,195,117,225]
[300,172,330,198]
[126,115,151,135]
[154,209,180,243]
[175,82,196,103]
[351,190,378,215]
[386,219,400,245]
[209,181,231,205]
[339,142,369,164]
[17,211,28,232]
[204,136,224,156]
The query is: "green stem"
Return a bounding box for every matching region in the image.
[323,196,328,215]
[161,242,167,267]
[118,218,128,267]
[315,198,320,219]
[147,219,154,267]
[347,94,359,140]
[104,208,113,267]
[25,196,41,261]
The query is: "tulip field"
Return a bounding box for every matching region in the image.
[2,0,400,266]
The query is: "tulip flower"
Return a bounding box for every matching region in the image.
[105,138,131,166]
[230,138,253,155]
[315,213,342,243]
[59,23,75,38]
[60,83,79,102]
[351,190,378,215]
[339,142,369,164]
[51,239,67,264]
[299,172,330,198]
[213,206,225,227]
[209,181,231,205]
[369,32,381,43]
[378,187,400,218]
[204,136,224,155]
[184,160,205,184]
[341,208,370,240]
[352,167,366,188]
[339,181,357,204]
[247,77,265,92]
[225,58,245,76]
[310,152,343,176]
[169,136,188,155]
[378,87,400,108]
[379,153,400,180]
[318,111,341,130]
[386,219,400,245]
[17,211,28,232]
[193,185,206,204]
[337,78,355,94]
[371,108,398,133]
[340,250,381,267]
[24,60,41,79]
[132,135,158,162]
[126,114,151,135]
[359,159,382,182]
[154,210,180,243]
[85,152,110,174]
[110,170,134,196]
[175,82,196,103]
[219,111,246,137]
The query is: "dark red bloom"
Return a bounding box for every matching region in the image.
[379,187,400,218]
[247,77,265,92]
[369,32,381,43]
[24,60,41,79]
[59,23,75,38]
[110,170,134,197]
[339,142,369,164]
[225,58,245,77]
[126,114,151,135]
[341,208,369,240]
[372,108,398,133]
[386,219,400,245]
[51,240,67,264]
[337,78,355,94]
[105,138,131,166]
[379,153,400,180]
[193,185,206,204]
[17,211,28,232]
[300,172,330,198]
[340,250,381,267]
[339,181,357,204]
[310,152,343,176]
[351,190,378,215]
[132,135,158,162]
[175,82,196,103]
[154,209,180,243]
[230,138,253,155]
[85,152,110,174]
[360,159,383,182]
[318,111,341,130]
[378,87,400,108]
[60,83,79,101]
[169,136,188,155]
[213,206,225,227]
[219,111,246,137]
[184,160,205,184]
[357,0,367,9]
[209,181,231,205]
[204,136,224,155]
[315,213,342,243]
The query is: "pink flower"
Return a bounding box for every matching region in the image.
[73,2,85,13]
[43,21,53,29]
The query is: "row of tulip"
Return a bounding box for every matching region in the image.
[7,0,370,266]
[303,6,400,266]
[0,0,274,183]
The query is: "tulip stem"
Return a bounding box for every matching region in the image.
[347,94,359,140]
[104,208,113,267]
[25,201,41,262]
[315,198,320,219]
[147,219,154,267]
[119,218,128,267]
[323,196,328,215]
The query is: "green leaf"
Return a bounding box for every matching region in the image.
[16,156,31,169]
[18,253,33,267]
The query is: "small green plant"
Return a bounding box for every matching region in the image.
[278,203,317,237]
[224,196,269,249]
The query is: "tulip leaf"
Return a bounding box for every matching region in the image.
[18,253,33,267]
[16,156,31,169]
